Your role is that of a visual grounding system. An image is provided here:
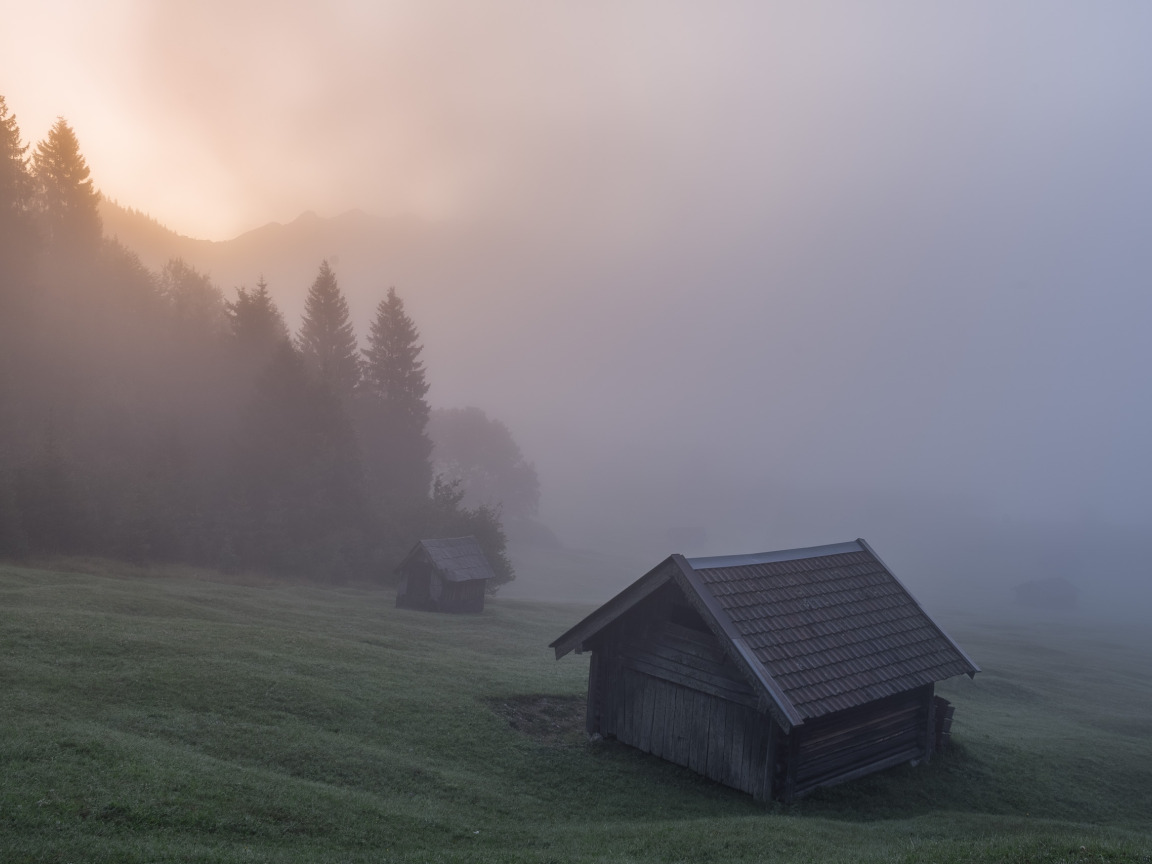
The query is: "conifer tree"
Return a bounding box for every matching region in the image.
[297,260,360,396]
[360,287,433,501]
[227,277,288,360]
[0,95,35,288]
[0,95,31,223]
[363,287,431,425]
[31,117,102,251]
[0,97,37,505]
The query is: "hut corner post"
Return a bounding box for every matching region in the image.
[755,714,779,803]
[783,731,800,804]
[923,682,936,763]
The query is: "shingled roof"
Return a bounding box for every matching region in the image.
[399,536,496,582]
[551,539,978,730]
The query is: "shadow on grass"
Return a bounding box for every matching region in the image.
[487,694,587,747]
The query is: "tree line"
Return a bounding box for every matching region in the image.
[0,95,512,585]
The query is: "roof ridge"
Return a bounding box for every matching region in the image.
[687,541,864,570]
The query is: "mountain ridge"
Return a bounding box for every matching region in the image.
[97,198,447,334]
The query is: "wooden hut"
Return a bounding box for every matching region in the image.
[395,536,494,613]
[550,539,979,801]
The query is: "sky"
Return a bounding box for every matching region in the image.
[4,2,1152,597]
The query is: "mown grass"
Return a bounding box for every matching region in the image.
[1,561,1150,863]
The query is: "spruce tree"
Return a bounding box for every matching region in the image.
[31,117,102,252]
[360,287,433,502]
[227,277,288,358]
[0,97,39,518]
[363,288,430,422]
[0,95,31,224]
[297,260,360,396]
[0,95,35,291]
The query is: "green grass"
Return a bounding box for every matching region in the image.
[1,562,1150,863]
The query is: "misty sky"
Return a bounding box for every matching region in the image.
[5,2,1152,571]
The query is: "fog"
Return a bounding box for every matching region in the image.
[5,2,1152,614]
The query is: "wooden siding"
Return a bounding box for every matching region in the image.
[786,684,932,799]
[395,567,433,610]
[439,578,485,614]
[619,620,758,708]
[588,600,777,799]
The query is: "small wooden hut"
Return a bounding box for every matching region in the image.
[395,536,494,614]
[550,539,978,801]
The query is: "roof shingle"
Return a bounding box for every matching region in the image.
[402,536,495,583]
[689,542,976,719]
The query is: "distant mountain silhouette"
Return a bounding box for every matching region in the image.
[101,200,215,266]
[99,200,441,333]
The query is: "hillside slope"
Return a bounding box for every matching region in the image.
[1,561,1150,863]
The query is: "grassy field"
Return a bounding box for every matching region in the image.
[1,561,1150,863]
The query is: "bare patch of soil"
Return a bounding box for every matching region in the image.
[490,695,587,746]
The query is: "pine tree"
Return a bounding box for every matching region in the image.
[359,287,433,501]
[0,95,31,223]
[0,95,35,287]
[227,276,289,359]
[363,287,431,423]
[0,96,36,485]
[297,260,360,396]
[31,117,102,252]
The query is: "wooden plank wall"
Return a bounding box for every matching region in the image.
[619,621,758,707]
[599,616,776,799]
[396,572,435,610]
[441,579,485,613]
[789,685,930,798]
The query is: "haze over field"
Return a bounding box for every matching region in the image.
[5,3,1152,610]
